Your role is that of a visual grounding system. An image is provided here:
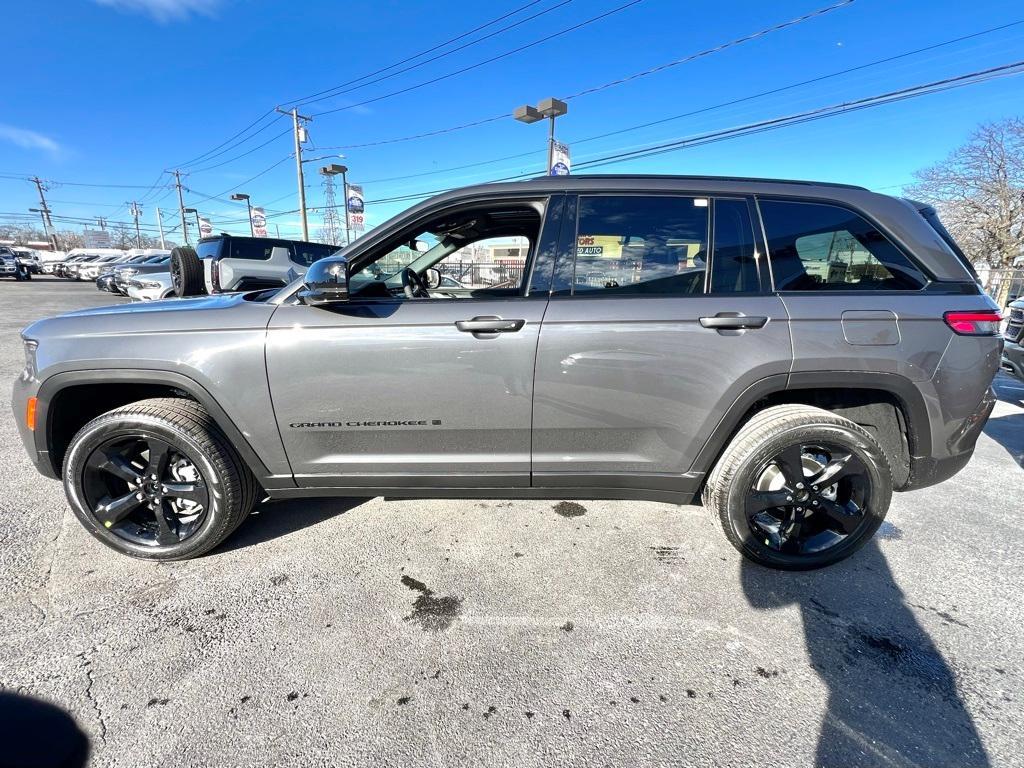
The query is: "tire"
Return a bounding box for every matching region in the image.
[702,404,892,570]
[170,245,205,297]
[62,398,257,560]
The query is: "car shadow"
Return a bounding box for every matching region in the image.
[214,497,368,554]
[992,374,1023,407]
[740,540,990,767]
[982,412,1024,468]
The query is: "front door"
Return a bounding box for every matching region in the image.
[266,196,559,490]
[531,193,794,494]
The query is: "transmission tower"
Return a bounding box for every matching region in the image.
[319,173,343,246]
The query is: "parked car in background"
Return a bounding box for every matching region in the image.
[110,255,171,295]
[77,254,131,281]
[55,248,126,279]
[0,246,31,280]
[126,271,174,301]
[1001,297,1024,381]
[169,235,337,297]
[12,247,42,274]
[12,175,1001,569]
[91,251,169,291]
[36,251,67,274]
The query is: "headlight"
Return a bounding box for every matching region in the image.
[139,280,161,289]
[23,338,38,376]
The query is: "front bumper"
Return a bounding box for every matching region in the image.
[11,369,56,480]
[1001,339,1024,382]
[127,284,166,301]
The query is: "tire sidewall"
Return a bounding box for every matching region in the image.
[63,413,231,560]
[724,423,891,570]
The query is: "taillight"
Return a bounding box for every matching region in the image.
[943,310,1002,336]
[211,259,221,293]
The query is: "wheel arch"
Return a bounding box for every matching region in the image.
[36,369,272,484]
[692,371,931,492]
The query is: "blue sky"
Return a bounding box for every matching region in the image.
[2,0,1023,243]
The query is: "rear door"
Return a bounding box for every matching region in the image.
[531,193,793,495]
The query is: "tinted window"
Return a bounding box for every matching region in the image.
[566,196,709,295]
[291,242,339,267]
[760,200,926,291]
[229,239,276,261]
[711,199,760,293]
[196,241,222,260]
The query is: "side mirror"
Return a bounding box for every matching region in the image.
[424,267,441,290]
[299,255,349,305]
[410,238,431,253]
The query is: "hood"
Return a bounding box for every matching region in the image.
[22,291,274,343]
[62,291,250,318]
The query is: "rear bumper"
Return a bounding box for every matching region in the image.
[903,385,996,491]
[1002,340,1024,381]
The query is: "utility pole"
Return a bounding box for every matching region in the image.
[277,106,312,241]
[172,169,189,245]
[96,217,107,231]
[29,176,58,250]
[129,201,143,247]
[155,207,166,249]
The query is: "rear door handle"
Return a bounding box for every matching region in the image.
[699,312,768,330]
[456,316,525,335]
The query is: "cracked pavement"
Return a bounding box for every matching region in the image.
[1,279,1022,767]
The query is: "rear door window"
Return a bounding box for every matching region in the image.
[565,195,709,295]
[759,199,927,291]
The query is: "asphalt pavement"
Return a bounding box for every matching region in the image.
[1,277,1022,767]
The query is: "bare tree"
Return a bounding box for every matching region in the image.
[907,118,1024,270]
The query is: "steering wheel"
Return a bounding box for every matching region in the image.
[400,267,430,299]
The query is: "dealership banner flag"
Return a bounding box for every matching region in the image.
[550,141,570,175]
[347,184,365,232]
[251,207,268,237]
[198,217,213,238]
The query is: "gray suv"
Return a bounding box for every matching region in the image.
[11,175,1002,569]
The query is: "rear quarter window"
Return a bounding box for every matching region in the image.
[759,199,927,291]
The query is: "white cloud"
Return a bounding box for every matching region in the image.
[0,124,61,155]
[93,0,221,22]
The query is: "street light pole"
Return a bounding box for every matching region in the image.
[513,97,568,174]
[318,163,351,246]
[155,207,166,249]
[231,193,254,236]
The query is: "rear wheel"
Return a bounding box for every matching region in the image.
[170,245,204,297]
[703,405,891,570]
[63,398,256,560]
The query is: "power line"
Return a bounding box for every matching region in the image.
[171,108,279,169]
[292,0,572,108]
[313,0,859,148]
[331,58,1024,207]
[345,19,1024,190]
[310,0,648,117]
[570,59,1024,169]
[186,126,293,173]
[173,1,558,172]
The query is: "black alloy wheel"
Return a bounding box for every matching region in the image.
[81,434,210,547]
[703,404,891,570]
[745,441,871,555]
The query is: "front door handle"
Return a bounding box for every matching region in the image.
[699,312,768,330]
[456,316,525,335]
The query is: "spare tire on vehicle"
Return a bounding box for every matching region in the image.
[170,245,205,297]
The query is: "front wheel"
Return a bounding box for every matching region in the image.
[63,398,257,560]
[703,405,892,570]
